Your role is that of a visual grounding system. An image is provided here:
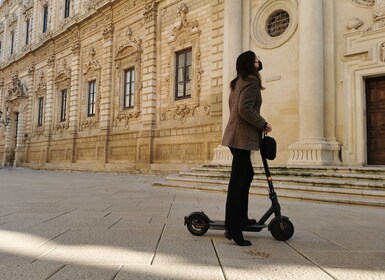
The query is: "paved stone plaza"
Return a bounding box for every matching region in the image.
[0,167,384,280]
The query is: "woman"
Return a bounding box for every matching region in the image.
[221,50,272,246]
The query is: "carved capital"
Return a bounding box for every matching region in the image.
[142,1,158,24]
[102,23,114,40]
[71,42,81,54]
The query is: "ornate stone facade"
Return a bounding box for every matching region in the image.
[0,0,223,171]
[1,0,385,171]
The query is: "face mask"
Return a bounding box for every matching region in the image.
[258,60,263,72]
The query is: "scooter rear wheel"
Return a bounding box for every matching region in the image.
[186,213,209,236]
[270,218,294,241]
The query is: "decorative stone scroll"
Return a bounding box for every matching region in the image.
[160,103,199,124]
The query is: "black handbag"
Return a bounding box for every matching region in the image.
[260,134,276,160]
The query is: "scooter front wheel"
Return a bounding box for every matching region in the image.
[185,213,209,236]
[270,218,294,241]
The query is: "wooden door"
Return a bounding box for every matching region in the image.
[366,77,385,165]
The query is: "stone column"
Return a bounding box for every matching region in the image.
[288,0,340,166]
[211,0,242,165]
[137,1,158,168]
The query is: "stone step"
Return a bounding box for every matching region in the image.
[191,167,385,182]
[153,177,385,208]
[201,164,385,175]
[178,171,385,190]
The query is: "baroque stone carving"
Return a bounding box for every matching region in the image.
[5,74,27,101]
[365,0,385,31]
[78,119,99,134]
[142,1,157,24]
[169,3,199,41]
[55,59,71,82]
[53,123,69,135]
[115,27,142,62]
[373,0,385,20]
[161,103,199,124]
[36,71,47,93]
[83,47,101,74]
[8,13,17,27]
[346,17,364,30]
[116,111,141,126]
[84,0,105,11]
[39,0,48,7]
[349,0,374,7]
[102,23,114,40]
[381,42,385,62]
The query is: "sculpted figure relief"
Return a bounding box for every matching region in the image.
[373,0,385,20]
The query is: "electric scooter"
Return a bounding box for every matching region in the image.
[184,138,294,241]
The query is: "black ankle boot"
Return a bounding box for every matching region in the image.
[224,230,252,246]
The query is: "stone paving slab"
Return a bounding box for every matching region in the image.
[0,167,385,279]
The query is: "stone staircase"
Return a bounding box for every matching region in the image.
[153,165,385,207]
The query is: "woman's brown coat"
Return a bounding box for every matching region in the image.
[221,75,267,151]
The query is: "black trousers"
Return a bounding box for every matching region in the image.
[225,147,255,231]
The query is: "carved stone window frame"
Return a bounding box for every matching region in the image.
[54,65,71,132]
[167,7,201,108]
[34,71,47,131]
[78,47,101,134]
[115,46,142,113]
[251,0,298,49]
[113,28,142,127]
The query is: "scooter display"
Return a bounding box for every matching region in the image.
[184,137,294,241]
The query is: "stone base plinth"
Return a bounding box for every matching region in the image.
[288,140,341,166]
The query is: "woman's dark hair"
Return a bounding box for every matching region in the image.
[230,50,264,90]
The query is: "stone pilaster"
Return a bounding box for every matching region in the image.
[69,36,81,163]
[100,15,114,164]
[43,54,55,163]
[14,110,25,166]
[100,20,114,130]
[44,55,55,137]
[138,1,158,166]
[212,0,242,165]
[288,0,340,166]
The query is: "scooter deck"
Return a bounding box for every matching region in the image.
[209,220,267,232]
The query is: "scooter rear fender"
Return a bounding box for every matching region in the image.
[184,211,211,225]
